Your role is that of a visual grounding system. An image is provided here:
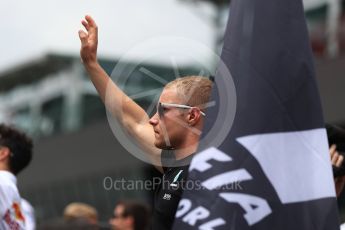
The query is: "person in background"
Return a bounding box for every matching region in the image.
[327,124,345,196]
[0,124,33,230]
[63,202,98,225]
[326,124,345,229]
[109,200,151,230]
[334,149,345,230]
[330,144,345,196]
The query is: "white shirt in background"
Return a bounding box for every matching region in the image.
[21,198,36,230]
[0,170,25,230]
[341,223,345,230]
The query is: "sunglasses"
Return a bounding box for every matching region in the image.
[157,102,206,117]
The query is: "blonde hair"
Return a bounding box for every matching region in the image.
[63,202,98,223]
[164,76,213,109]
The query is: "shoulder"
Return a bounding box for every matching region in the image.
[0,172,18,195]
[0,172,18,192]
[0,173,20,216]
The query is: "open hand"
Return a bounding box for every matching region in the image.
[78,15,98,64]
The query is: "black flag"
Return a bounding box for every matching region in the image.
[173,0,340,229]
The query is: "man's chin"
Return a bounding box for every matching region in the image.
[154,141,172,150]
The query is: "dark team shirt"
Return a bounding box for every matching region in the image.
[152,150,194,230]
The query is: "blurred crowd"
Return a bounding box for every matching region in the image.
[37,200,150,230]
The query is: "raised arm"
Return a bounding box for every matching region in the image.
[78,15,162,171]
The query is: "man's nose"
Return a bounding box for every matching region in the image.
[149,113,159,125]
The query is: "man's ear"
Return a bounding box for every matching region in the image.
[0,146,11,161]
[188,108,202,126]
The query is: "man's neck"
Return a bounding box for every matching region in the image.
[0,163,10,172]
[173,142,199,160]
